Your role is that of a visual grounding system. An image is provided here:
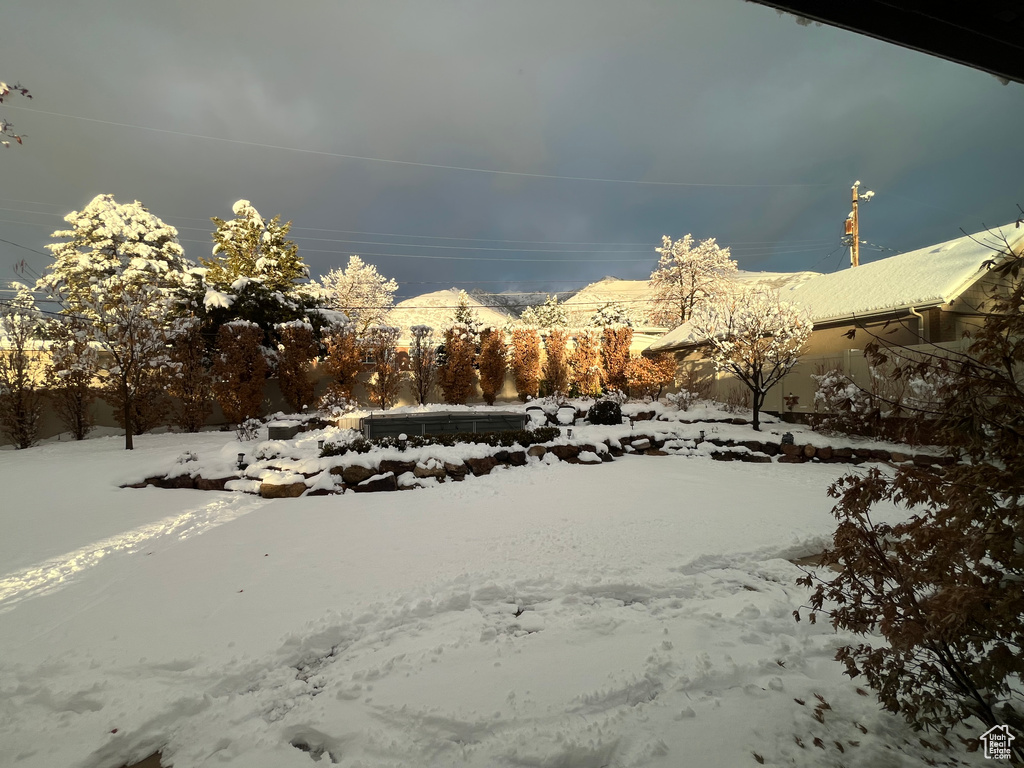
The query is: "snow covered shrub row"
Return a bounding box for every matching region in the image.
[320,427,561,457]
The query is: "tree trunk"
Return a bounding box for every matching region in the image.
[752,390,763,432]
[122,380,134,450]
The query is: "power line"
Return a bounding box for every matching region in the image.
[9,104,831,190]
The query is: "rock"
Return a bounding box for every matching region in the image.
[353,472,398,492]
[777,454,806,463]
[493,450,511,464]
[711,451,736,461]
[601,452,615,462]
[579,443,598,455]
[195,476,232,491]
[802,444,817,459]
[414,462,447,480]
[633,411,655,421]
[577,452,603,464]
[913,453,942,467]
[630,439,652,451]
[466,456,498,476]
[122,481,149,489]
[527,445,547,458]
[305,488,338,496]
[832,447,854,459]
[507,450,528,467]
[815,446,834,462]
[869,449,891,461]
[151,474,195,489]
[549,444,580,460]
[890,451,912,462]
[608,446,624,457]
[444,461,468,480]
[739,440,764,452]
[379,459,416,476]
[341,465,376,485]
[761,442,780,456]
[740,453,772,463]
[259,481,306,499]
[729,418,749,425]
[645,449,669,456]
[780,443,802,457]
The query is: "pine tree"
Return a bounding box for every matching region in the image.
[569,329,603,397]
[314,255,398,335]
[649,234,738,328]
[520,295,569,328]
[275,320,318,412]
[589,302,634,328]
[478,328,508,405]
[510,328,541,401]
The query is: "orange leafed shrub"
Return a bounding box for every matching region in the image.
[213,320,267,424]
[569,329,603,396]
[543,328,571,396]
[438,325,476,404]
[600,326,633,393]
[510,328,541,401]
[276,321,318,412]
[478,328,508,405]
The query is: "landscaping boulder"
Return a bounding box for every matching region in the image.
[740,453,772,463]
[260,481,306,499]
[802,444,817,459]
[645,449,669,456]
[780,443,802,457]
[633,411,656,421]
[507,450,528,467]
[466,456,499,476]
[379,459,416,476]
[761,442,780,457]
[777,455,806,464]
[526,445,547,458]
[414,461,447,480]
[576,451,603,464]
[150,474,194,490]
[444,461,468,481]
[815,446,834,462]
[890,451,912,463]
[869,449,892,461]
[630,438,651,452]
[353,472,398,493]
[549,444,580,461]
[340,465,376,485]
[711,451,736,461]
[195,476,233,491]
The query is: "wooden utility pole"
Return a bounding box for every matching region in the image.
[850,181,860,267]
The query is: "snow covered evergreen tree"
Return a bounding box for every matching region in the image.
[589,302,633,328]
[520,295,568,328]
[451,290,483,338]
[0,284,43,448]
[314,255,398,336]
[691,285,811,431]
[38,195,193,449]
[649,234,737,328]
[45,315,99,440]
[199,200,315,340]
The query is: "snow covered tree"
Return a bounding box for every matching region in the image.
[168,318,213,433]
[0,80,31,148]
[45,316,99,440]
[437,324,476,404]
[451,290,483,337]
[649,234,738,328]
[589,302,633,328]
[275,320,318,413]
[364,325,402,409]
[321,320,363,401]
[212,321,267,426]
[691,285,811,431]
[625,353,676,399]
[520,295,568,328]
[0,284,43,448]
[199,200,315,340]
[314,255,398,335]
[408,325,437,406]
[510,328,541,401]
[569,329,603,397]
[600,326,633,394]
[543,328,571,396]
[478,327,507,405]
[38,196,193,449]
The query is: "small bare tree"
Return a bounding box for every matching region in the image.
[408,324,437,405]
[364,324,402,409]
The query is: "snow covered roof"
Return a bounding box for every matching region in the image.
[386,289,513,336]
[648,222,1024,353]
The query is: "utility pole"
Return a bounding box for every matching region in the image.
[843,181,874,267]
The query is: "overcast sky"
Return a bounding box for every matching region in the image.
[2,0,1022,303]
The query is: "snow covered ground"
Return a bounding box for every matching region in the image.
[0,426,985,768]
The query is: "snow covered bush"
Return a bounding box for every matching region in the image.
[568,329,603,397]
[799,233,1024,758]
[213,321,267,426]
[0,284,44,448]
[168,318,213,433]
[586,398,623,426]
[235,417,262,442]
[520,295,568,328]
[313,255,398,335]
[649,234,737,328]
[589,302,634,328]
[542,328,571,397]
[45,316,99,440]
[437,324,476,405]
[510,328,541,401]
[408,324,437,406]
[691,286,811,431]
[665,364,712,412]
[363,324,402,409]
[275,320,318,413]
[478,327,507,405]
[600,325,632,394]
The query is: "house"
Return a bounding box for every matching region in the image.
[646,222,1024,415]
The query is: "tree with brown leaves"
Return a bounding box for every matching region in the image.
[478,328,508,405]
[213,321,267,425]
[543,328,571,397]
[364,324,402,409]
[510,328,541,401]
[600,326,632,394]
[438,324,476,405]
[275,320,318,412]
[168,318,213,432]
[569,329,603,397]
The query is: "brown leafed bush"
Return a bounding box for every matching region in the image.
[569,329,603,397]
[543,328,571,397]
[438,324,476,405]
[321,322,363,401]
[213,321,267,425]
[364,324,402,409]
[798,232,1024,758]
[409,325,437,405]
[276,320,318,412]
[478,328,508,405]
[510,328,541,401]
[169,319,213,432]
[625,353,675,399]
[600,326,632,393]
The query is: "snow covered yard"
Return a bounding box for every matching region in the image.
[0,430,985,767]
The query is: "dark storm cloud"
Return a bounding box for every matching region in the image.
[2,0,1022,302]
